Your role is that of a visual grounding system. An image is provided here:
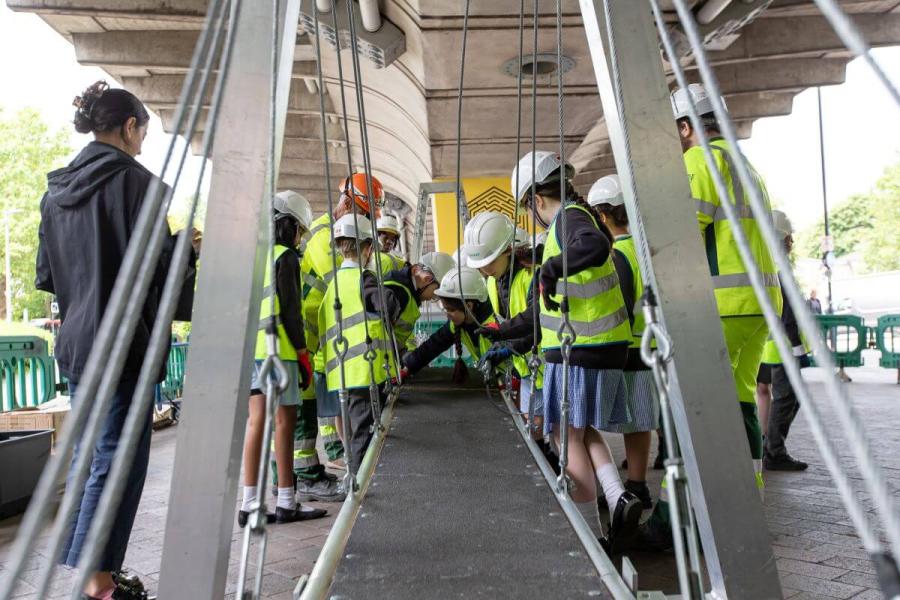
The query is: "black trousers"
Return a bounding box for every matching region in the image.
[346,385,385,474]
[765,364,800,459]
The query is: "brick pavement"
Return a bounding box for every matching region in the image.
[1,356,896,599]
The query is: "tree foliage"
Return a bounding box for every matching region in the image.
[795,161,900,273]
[0,108,72,320]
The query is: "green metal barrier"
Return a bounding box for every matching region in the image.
[814,314,868,369]
[412,318,474,368]
[158,342,189,403]
[873,315,900,377]
[0,336,58,412]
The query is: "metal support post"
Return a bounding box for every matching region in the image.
[578,1,781,597]
[157,1,300,598]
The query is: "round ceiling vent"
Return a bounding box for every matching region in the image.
[502,53,575,80]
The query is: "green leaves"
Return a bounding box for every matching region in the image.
[0,107,72,320]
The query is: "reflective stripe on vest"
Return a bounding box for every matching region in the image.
[321,267,390,390]
[255,244,300,361]
[539,203,631,350]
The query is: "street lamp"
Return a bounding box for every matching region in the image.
[4,208,23,323]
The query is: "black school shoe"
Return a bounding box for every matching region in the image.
[237,510,276,528]
[275,505,328,522]
[624,479,653,510]
[81,570,155,600]
[764,453,808,471]
[607,491,643,554]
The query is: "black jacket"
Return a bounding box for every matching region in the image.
[36,142,196,382]
[276,248,305,352]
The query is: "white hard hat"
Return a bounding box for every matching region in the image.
[464,211,515,269]
[772,210,793,238]
[510,151,575,204]
[419,251,454,283]
[671,83,726,120]
[513,227,532,249]
[435,266,488,303]
[274,190,313,232]
[587,175,624,207]
[376,214,402,236]
[332,213,374,241]
[452,245,469,267]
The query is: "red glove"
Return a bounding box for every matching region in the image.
[511,376,521,392]
[298,351,313,390]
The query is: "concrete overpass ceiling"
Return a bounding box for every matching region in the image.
[8,0,900,227]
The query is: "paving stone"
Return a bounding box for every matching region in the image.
[771,543,839,564]
[780,573,865,599]
[776,558,849,580]
[823,555,878,575]
[835,570,880,589]
[849,589,887,599]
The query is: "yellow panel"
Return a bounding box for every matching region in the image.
[431,177,541,254]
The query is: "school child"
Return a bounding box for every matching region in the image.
[464,212,549,448]
[511,151,641,549]
[383,251,454,352]
[241,192,327,527]
[400,267,495,385]
[318,214,399,473]
[588,175,660,510]
[375,214,406,275]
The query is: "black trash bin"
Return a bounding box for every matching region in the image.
[0,429,53,519]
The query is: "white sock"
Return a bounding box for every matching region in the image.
[575,500,604,538]
[276,486,296,510]
[596,463,625,511]
[241,486,257,512]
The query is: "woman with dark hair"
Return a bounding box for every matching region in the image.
[35,81,196,600]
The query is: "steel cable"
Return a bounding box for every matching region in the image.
[313,4,355,490]
[237,0,292,596]
[0,1,229,596]
[527,0,542,437]
[453,0,475,330]
[329,3,382,431]
[344,0,404,396]
[554,0,575,496]
[658,0,900,563]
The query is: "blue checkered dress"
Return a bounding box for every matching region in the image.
[604,369,660,434]
[542,363,628,434]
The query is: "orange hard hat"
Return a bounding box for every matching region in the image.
[341,173,384,213]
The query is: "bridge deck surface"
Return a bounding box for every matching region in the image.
[329,369,613,599]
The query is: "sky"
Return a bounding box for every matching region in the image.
[0,4,898,232]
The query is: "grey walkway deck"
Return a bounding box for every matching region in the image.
[329,371,612,599]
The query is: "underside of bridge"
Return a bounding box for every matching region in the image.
[8,0,900,253]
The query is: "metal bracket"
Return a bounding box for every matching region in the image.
[299,0,406,68]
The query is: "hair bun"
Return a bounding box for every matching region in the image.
[73,80,109,133]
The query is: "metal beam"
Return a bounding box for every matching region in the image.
[157,1,301,598]
[73,30,314,74]
[579,1,781,598]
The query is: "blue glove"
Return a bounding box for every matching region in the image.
[483,346,512,368]
[798,354,812,369]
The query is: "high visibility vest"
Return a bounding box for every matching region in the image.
[612,235,653,350]
[487,267,544,388]
[685,139,782,318]
[320,267,389,391]
[760,338,781,365]
[449,312,496,362]
[539,204,631,350]
[377,252,404,276]
[255,244,300,362]
[301,213,342,353]
[385,280,420,348]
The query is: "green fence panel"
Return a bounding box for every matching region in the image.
[874,315,900,370]
[412,318,474,368]
[0,336,58,412]
[813,314,867,369]
[158,342,189,403]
